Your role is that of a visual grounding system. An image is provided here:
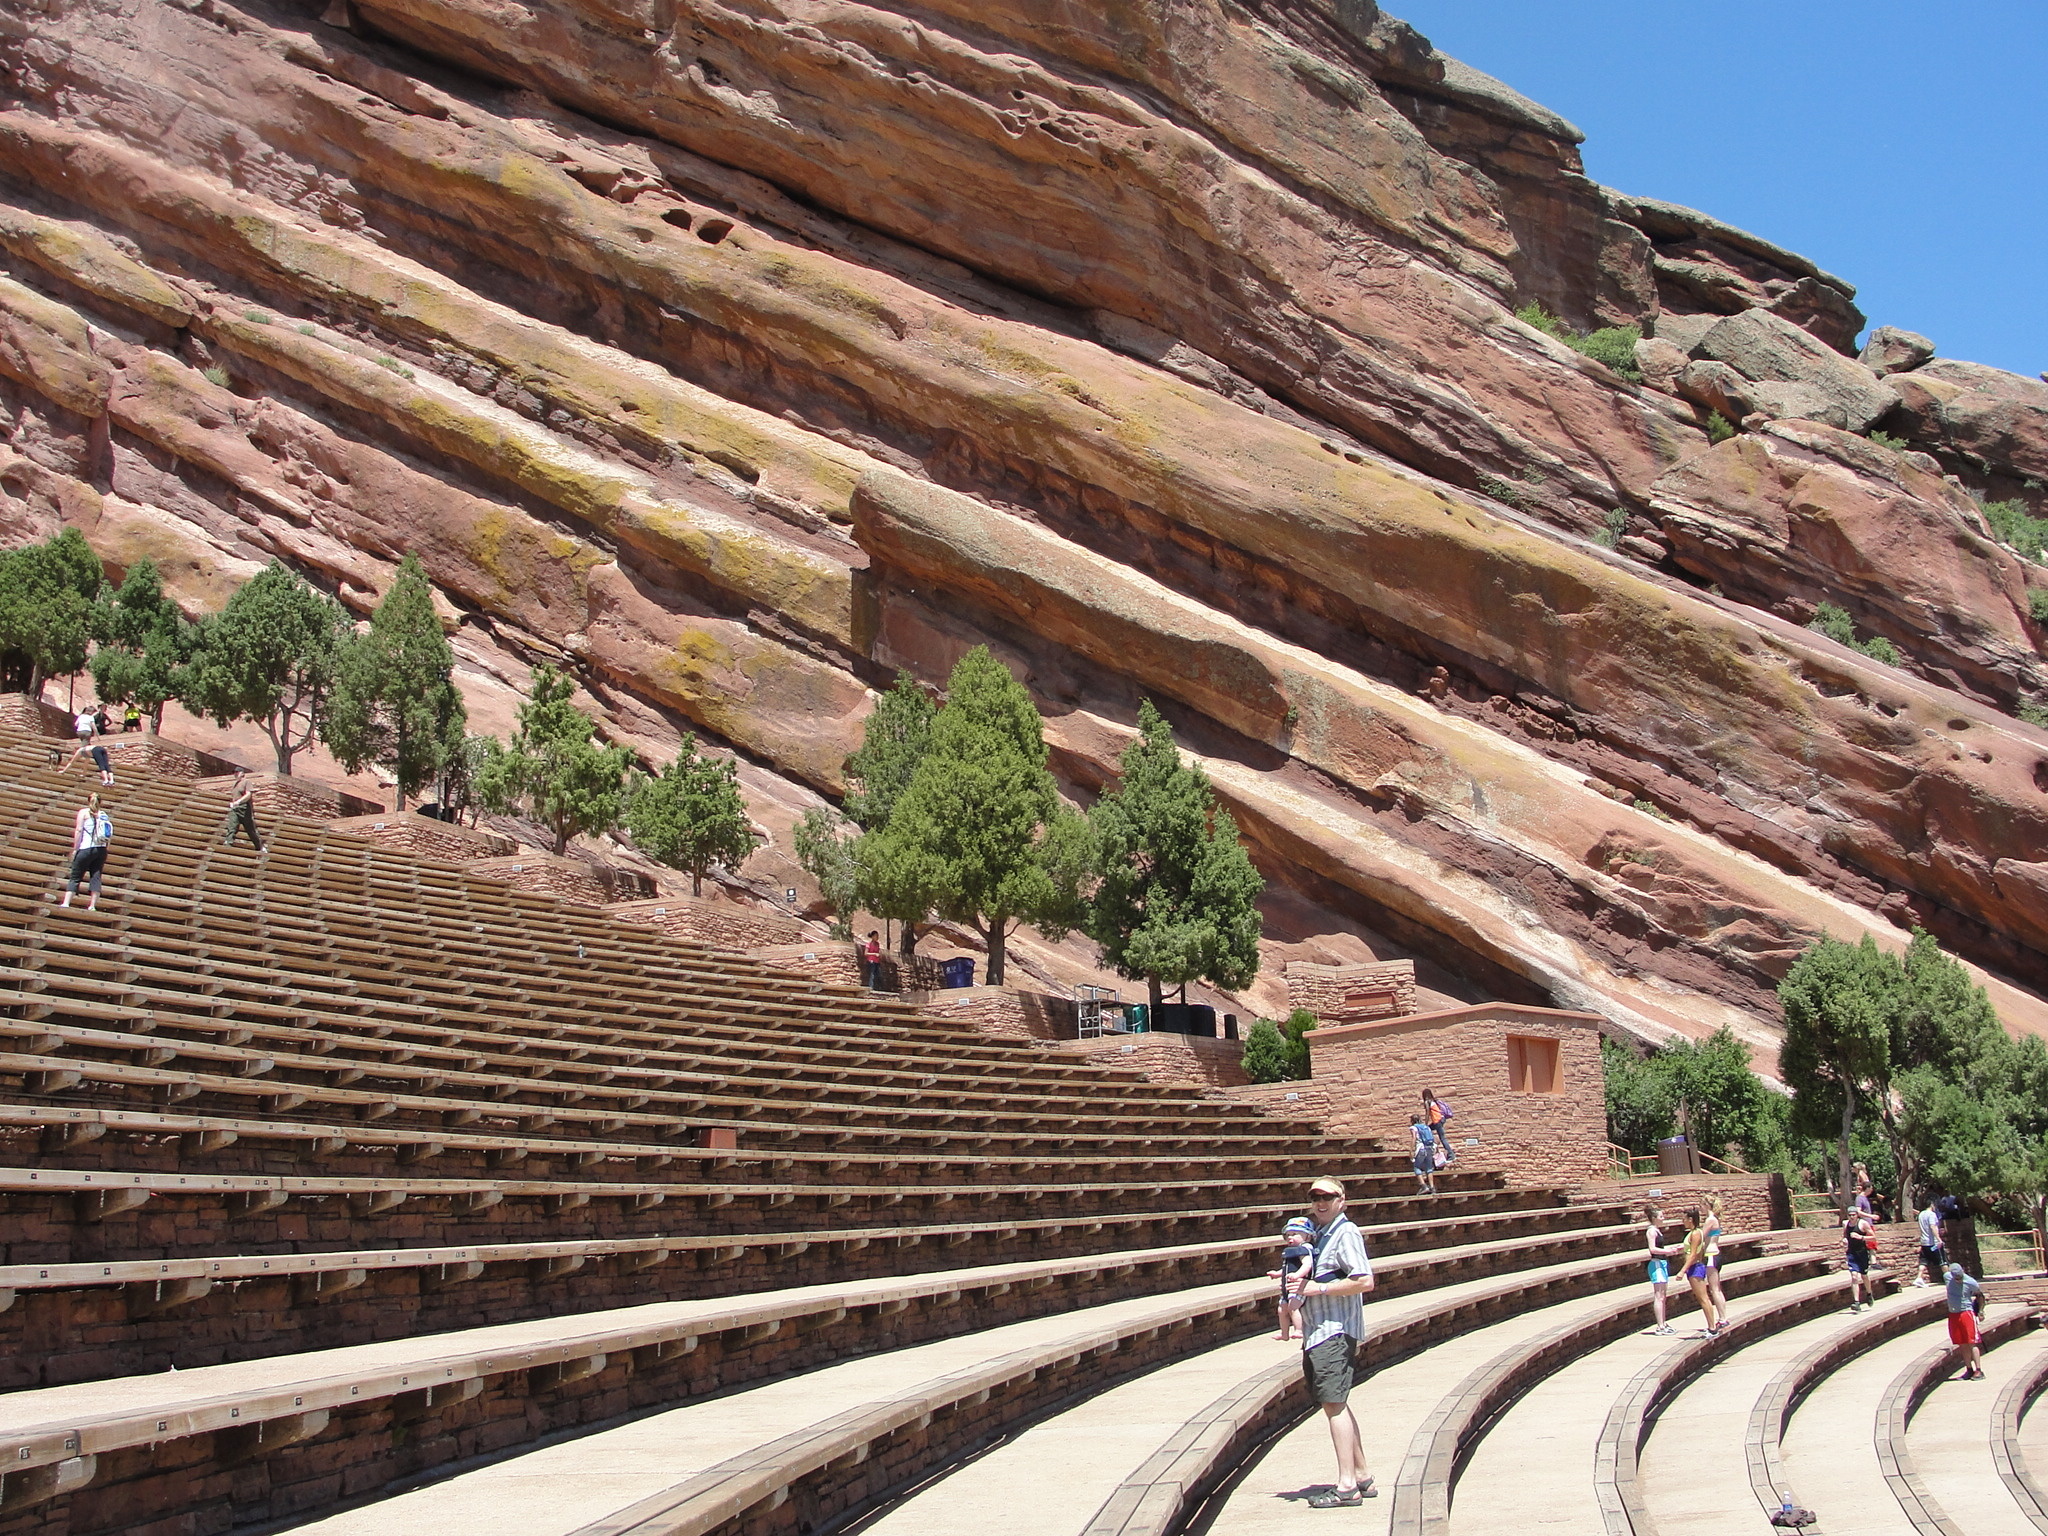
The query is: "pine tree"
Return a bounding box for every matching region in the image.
[1779,933,1901,1211]
[181,560,349,773]
[89,558,195,729]
[793,808,860,938]
[1087,700,1263,1009]
[473,665,633,854]
[861,647,1092,986]
[0,528,103,695]
[624,735,762,897]
[844,672,939,954]
[844,672,934,831]
[324,556,466,810]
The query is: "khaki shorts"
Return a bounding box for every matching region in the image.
[1300,1335,1357,1406]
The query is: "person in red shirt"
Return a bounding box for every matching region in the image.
[860,929,884,990]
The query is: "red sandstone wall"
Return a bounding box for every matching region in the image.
[1284,960,1418,1024]
[464,852,653,908]
[1568,1172,1791,1235]
[1053,1033,1249,1088]
[1307,1004,1608,1183]
[330,814,515,863]
[915,985,1078,1042]
[610,896,813,952]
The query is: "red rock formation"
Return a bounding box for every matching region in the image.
[0,0,2044,1047]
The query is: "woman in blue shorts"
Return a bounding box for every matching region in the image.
[1644,1204,1675,1335]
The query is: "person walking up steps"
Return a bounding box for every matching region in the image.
[1945,1262,1986,1379]
[59,792,111,912]
[1293,1176,1377,1507]
[1408,1113,1438,1196]
[1916,1198,1946,1288]
[220,769,264,851]
[1643,1204,1676,1335]
[65,705,114,785]
[1422,1088,1454,1165]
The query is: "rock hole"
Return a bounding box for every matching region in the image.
[661,207,693,232]
[696,219,733,245]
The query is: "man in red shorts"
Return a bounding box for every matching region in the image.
[1945,1261,1986,1379]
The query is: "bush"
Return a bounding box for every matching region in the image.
[2018,702,2048,729]
[1476,474,1525,508]
[1241,1020,1293,1083]
[1869,430,1911,452]
[1706,412,1737,444]
[1632,797,1672,822]
[1808,601,1899,666]
[1984,500,2048,564]
[1517,304,1641,381]
[1594,508,1628,550]
[1574,325,1644,380]
[202,366,229,388]
[2030,590,2048,624]
[1242,1008,1315,1083]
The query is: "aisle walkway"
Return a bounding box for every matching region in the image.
[1910,1320,2046,1535]
[865,1260,1613,1536]
[1779,1323,1931,1536]
[1640,1289,1918,1536]
[1449,1320,1671,1535]
[1207,1284,1656,1536]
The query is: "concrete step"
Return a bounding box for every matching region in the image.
[1910,1324,2048,1534]
[1643,1286,1926,1535]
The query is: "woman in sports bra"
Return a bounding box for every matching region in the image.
[1681,1207,1723,1335]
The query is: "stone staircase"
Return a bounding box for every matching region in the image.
[0,727,2037,1536]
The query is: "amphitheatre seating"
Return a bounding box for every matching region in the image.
[7,725,2042,1536]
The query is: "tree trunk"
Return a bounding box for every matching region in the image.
[898,922,917,961]
[1838,1080,1856,1215]
[1148,973,1163,1013]
[690,869,702,898]
[985,921,1006,987]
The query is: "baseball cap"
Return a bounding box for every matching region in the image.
[1284,1216,1314,1233]
[1309,1176,1345,1197]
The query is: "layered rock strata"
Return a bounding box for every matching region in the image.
[0,0,2044,1045]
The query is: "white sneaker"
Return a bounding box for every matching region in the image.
[1913,1277,1929,1287]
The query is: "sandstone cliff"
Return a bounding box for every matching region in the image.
[1,0,2045,1050]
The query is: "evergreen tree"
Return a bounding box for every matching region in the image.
[1779,933,1903,1211]
[181,560,349,773]
[324,556,466,810]
[1087,700,1263,1009]
[473,665,633,854]
[1241,1018,1292,1083]
[844,672,938,955]
[89,558,195,729]
[624,735,762,897]
[793,807,860,938]
[0,528,103,694]
[843,672,934,831]
[860,647,1092,986]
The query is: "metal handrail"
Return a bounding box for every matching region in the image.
[1979,1230,2047,1275]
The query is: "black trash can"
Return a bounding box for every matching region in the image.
[1152,1003,1191,1034]
[1187,1004,1217,1036]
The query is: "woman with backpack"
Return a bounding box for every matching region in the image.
[1422,1089,1454,1166]
[60,792,112,912]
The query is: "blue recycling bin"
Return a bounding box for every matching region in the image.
[940,957,976,989]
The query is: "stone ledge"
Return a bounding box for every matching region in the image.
[612,897,811,952]
[329,814,511,862]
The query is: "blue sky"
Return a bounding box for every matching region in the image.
[1386,3,2047,378]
